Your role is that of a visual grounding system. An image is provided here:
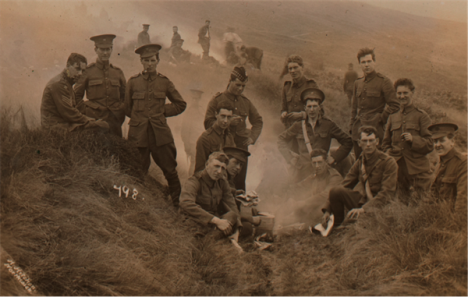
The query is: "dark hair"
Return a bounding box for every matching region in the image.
[279,55,304,79]
[357,48,375,62]
[67,53,87,66]
[140,53,160,61]
[206,152,229,166]
[358,125,378,139]
[216,100,234,113]
[394,78,415,92]
[310,149,327,159]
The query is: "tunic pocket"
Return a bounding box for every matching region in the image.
[87,79,104,100]
[132,92,145,112]
[109,79,121,101]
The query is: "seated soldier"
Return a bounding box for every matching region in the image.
[278,87,353,183]
[429,123,467,214]
[194,100,236,173]
[179,152,242,247]
[223,147,261,230]
[321,126,398,230]
[169,39,191,64]
[41,53,109,132]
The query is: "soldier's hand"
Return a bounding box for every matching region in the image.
[243,137,254,146]
[322,211,331,228]
[401,132,413,142]
[285,112,304,122]
[281,111,288,119]
[235,189,245,196]
[347,208,365,220]
[212,217,233,235]
[230,116,242,126]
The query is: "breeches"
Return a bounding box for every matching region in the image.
[328,186,363,226]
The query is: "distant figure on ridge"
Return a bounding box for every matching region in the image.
[343,63,358,106]
[198,20,211,59]
[170,26,182,48]
[137,24,151,47]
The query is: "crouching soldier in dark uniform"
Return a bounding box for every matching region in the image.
[125,44,187,207]
[278,88,353,182]
[321,126,398,230]
[41,53,109,132]
[180,152,242,249]
[429,123,467,214]
[382,78,433,197]
[75,34,126,137]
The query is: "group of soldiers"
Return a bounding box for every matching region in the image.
[40,32,466,251]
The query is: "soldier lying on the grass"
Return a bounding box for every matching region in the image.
[278,87,353,183]
[41,53,109,132]
[429,123,467,214]
[321,126,398,231]
[179,152,242,249]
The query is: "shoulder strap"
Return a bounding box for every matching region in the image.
[302,120,313,154]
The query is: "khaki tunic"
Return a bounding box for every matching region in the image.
[41,70,89,131]
[281,76,318,128]
[124,71,186,147]
[431,148,467,213]
[350,71,400,140]
[382,104,433,175]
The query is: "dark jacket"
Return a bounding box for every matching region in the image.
[281,76,318,128]
[41,70,89,131]
[204,90,263,143]
[343,70,358,92]
[382,104,433,175]
[194,123,236,173]
[350,71,400,140]
[278,115,353,164]
[323,150,398,212]
[137,31,151,46]
[74,59,126,122]
[124,71,186,147]
[431,148,467,213]
[179,170,241,226]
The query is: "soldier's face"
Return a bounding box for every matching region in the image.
[396,85,414,108]
[288,62,304,80]
[304,99,321,119]
[227,158,243,177]
[144,26,149,32]
[359,132,379,156]
[67,62,87,83]
[215,108,233,130]
[206,159,227,181]
[95,46,113,62]
[359,54,375,75]
[311,155,327,176]
[434,136,455,157]
[173,27,178,33]
[141,55,159,72]
[227,78,247,95]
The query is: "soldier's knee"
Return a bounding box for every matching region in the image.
[329,186,346,202]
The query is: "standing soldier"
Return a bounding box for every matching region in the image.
[170,26,182,48]
[41,53,109,132]
[204,66,263,191]
[343,63,358,106]
[125,44,187,207]
[137,24,151,47]
[382,78,433,196]
[349,48,399,158]
[198,20,211,59]
[74,34,126,137]
[280,55,318,129]
[429,123,467,214]
[181,89,206,175]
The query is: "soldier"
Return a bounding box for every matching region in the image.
[41,53,109,132]
[280,55,318,129]
[321,126,398,229]
[170,26,182,48]
[168,39,191,64]
[343,63,358,106]
[181,89,206,175]
[278,88,353,182]
[137,24,151,47]
[198,20,211,59]
[429,123,467,214]
[125,44,187,207]
[204,66,263,191]
[349,48,400,158]
[239,45,263,70]
[223,27,243,63]
[382,78,433,195]
[179,152,242,249]
[74,34,126,137]
[194,100,236,173]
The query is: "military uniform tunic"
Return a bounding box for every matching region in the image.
[350,71,399,142]
[74,59,126,136]
[194,123,236,173]
[431,148,467,213]
[382,104,433,191]
[137,31,151,47]
[41,70,90,131]
[281,76,318,128]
